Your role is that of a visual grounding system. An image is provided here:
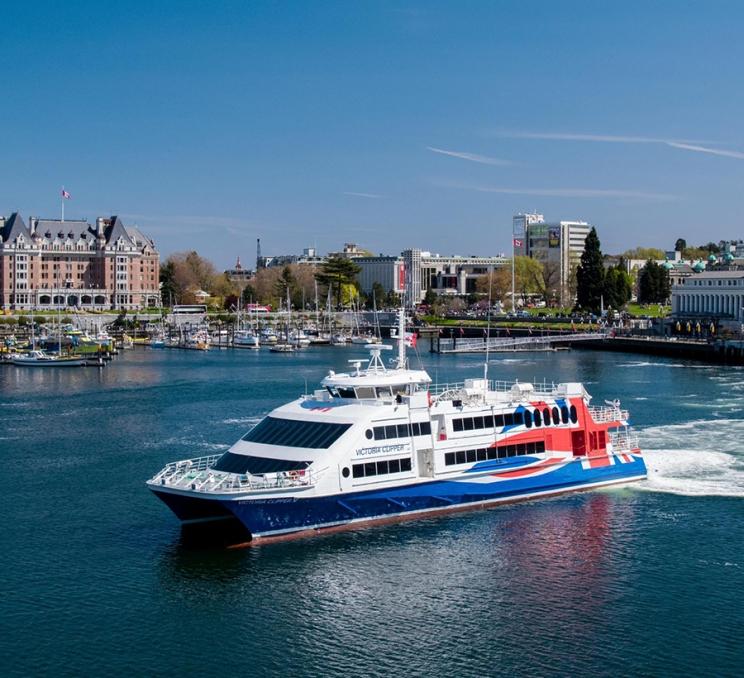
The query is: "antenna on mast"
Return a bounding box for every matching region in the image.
[256,237,262,271]
[484,266,492,399]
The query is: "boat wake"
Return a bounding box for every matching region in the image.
[638,419,744,497]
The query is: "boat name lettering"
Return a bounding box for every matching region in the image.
[356,444,407,456]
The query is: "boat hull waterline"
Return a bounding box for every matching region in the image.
[151,452,646,539]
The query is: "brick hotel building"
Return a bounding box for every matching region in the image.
[0,212,161,311]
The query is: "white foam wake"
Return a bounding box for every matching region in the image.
[638,419,744,497]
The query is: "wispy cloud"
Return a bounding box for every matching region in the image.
[438,180,676,201]
[665,141,744,160]
[427,146,511,166]
[494,130,744,160]
[342,191,384,199]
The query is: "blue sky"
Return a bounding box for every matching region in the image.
[2,0,744,268]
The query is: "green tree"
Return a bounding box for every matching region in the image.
[370,282,387,309]
[576,228,605,312]
[603,265,632,309]
[638,260,671,304]
[621,247,666,260]
[159,261,178,306]
[315,256,361,309]
[274,266,297,304]
[675,238,687,252]
[422,287,437,306]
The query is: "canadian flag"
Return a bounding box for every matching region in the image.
[61,189,71,199]
[404,331,417,348]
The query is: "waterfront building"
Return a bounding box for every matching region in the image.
[671,270,744,322]
[225,257,254,284]
[0,212,160,311]
[356,250,509,307]
[513,213,591,305]
[261,247,327,269]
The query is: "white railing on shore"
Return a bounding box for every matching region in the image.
[149,455,324,494]
[588,406,629,423]
[437,332,607,353]
[609,429,640,452]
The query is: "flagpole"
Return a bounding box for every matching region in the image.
[61,187,65,222]
[511,240,515,312]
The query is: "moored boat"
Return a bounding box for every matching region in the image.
[10,349,86,367]
[148,311,647,543]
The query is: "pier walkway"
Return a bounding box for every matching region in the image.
[435,332,608,353]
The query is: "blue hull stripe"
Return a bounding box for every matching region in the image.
[219,456,647,537]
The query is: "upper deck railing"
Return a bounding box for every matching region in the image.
[587,405,629,423]
[149,454,324,494]
[429,379,562,400]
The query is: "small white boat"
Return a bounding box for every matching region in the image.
[233,330,260,349]
[331,333,350,345]
[10,350,86,367]
[270,343,295,353]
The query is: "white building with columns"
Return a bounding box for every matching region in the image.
[672,271,744,320]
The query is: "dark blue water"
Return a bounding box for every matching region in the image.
[1,347,742,677]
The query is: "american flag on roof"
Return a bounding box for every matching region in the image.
[61,189,71,199]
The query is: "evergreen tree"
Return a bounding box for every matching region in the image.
[603,265,632,309]
[159,261,178,306]
[315,256,361,309]
[576,228,605,312]
[638,260,671,303]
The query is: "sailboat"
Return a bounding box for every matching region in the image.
[11,301,86,366]
[270,289,295,352]
[233,305,260,349]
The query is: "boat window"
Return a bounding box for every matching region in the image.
[504,413,514,426]
[453,418,464,432]
[543,408,551,426]
[420,421,431,435]
[326,387,340,398]
[513,411,523,426]
[569,405,578,423]
[552,407,560,425]
[384,425,397,439]
[473,416,484,429]
[337,387,356,399]
[524,410,533,428]
[242,417,352,449]
[561,406,569,424]
[365,429,373,440]
[355,386,377,399]
[211,453,311,475]
[352,456,413,478]
[376,386,393,398]
[494,414,505,427]
[396,423,409,438]
[373,426,386,440]
[463,418,473,431]
[443,440,546,466]
[342,467,350,478]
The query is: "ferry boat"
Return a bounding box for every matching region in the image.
[147,311,646,543]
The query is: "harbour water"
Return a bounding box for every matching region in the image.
[1,347,742,676]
